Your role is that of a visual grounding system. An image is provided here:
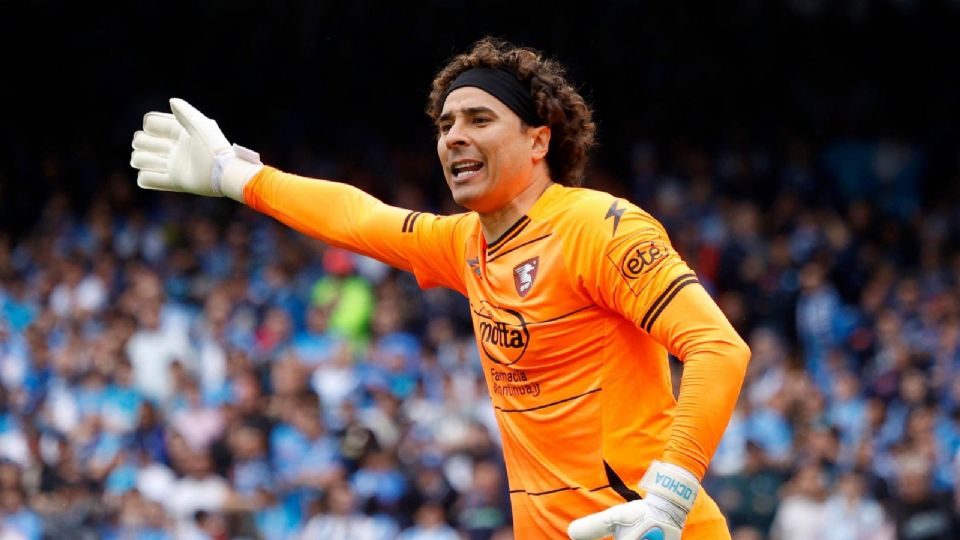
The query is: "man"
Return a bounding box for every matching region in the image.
[130,37,750,539]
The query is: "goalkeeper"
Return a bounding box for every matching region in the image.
[130,37,750,539]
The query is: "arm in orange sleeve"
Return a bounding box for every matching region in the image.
[646,282,751,479]
[243,166,469,294]
[571,193,750,480]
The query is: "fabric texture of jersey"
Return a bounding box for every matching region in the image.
[244,168,748,539]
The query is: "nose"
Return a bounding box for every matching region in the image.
[444,121,470,149]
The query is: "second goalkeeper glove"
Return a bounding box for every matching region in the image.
[130,98,262,201]
[567,460,699,540]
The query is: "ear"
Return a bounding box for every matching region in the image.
[529,125,551,162]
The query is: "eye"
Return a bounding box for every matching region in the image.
[437,122,452,135]
[472,117,490,126]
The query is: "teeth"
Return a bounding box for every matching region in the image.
[452,161,482,177]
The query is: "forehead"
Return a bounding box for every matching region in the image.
[440,86,516,118]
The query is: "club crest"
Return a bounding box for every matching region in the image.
[513,257,539,298]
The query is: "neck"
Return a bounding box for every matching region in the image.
[478,171,554,241]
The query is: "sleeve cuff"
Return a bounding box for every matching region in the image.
[220,144,263,202]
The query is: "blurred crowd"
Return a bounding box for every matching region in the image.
[0,134,958,540]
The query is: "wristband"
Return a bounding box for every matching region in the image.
[220,144,264,202]
[639,460,699,513]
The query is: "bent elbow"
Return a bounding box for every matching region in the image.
[731,336,751,379]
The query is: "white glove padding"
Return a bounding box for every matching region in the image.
[568,461,700,540]
[130,98,262,201]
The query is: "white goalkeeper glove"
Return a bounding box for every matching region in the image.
[130,98,262,202]
[568,461,699,540]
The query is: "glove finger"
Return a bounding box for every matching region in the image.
[130,150,167,172]
[568,513,610,540]
[137,170,178,191]
[169,98,209,137]
[143,112,182,139]
[132,131,174,154]
[170,98,230,153]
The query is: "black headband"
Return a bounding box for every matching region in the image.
[444,68,542,126]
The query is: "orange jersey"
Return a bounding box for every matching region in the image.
[245,168,749,539]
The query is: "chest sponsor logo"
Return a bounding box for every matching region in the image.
[471,301,529,366]
[513,257,539,298]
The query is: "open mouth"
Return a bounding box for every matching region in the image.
[451,160,484,180]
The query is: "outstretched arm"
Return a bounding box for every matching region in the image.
[243,166,463,289]
[130,99,468,293]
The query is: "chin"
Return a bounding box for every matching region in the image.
[450,186,484,211]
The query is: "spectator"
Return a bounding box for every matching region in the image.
[171,378,224,452]
[163,450,230,529]
[892,452,958,540]
[769,463,828,540]
[457,459,511,540]
[397,501,461,540]
[311,248,376,345]
[298,480,398,540]
[707,441,785,533]
[0,486,40,540]
[350,448,408,519]
[821,471,890,540]
[291,303,343,367]
[124,274,195,404]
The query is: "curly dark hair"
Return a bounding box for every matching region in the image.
[427,37,596,187]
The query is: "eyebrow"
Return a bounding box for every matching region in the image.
[437,106,499,124]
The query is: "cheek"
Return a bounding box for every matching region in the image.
[497,147,527,177]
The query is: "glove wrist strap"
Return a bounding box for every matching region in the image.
[639,460,699,514]
[220,144,264,203]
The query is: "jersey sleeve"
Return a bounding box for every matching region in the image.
[570,195,750,479]
[243,166,468,295]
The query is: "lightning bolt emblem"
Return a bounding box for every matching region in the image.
[605,200,625,235]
